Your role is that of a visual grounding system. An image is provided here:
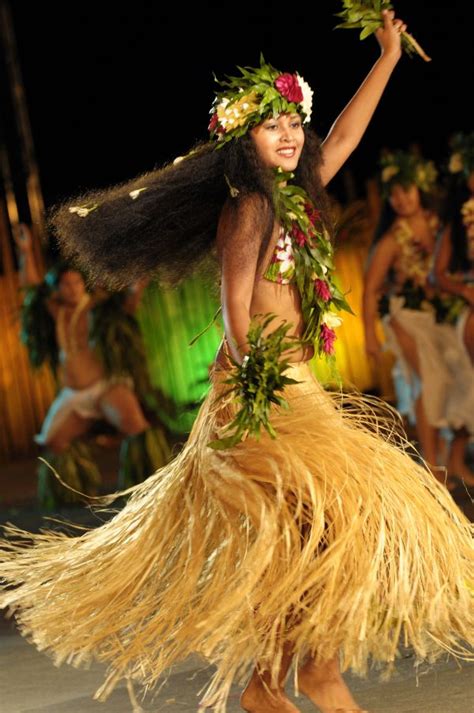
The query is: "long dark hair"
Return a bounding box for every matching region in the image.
[443,178,471,272]
[49,127,332,289]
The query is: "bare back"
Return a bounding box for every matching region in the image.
[216,198,314,364]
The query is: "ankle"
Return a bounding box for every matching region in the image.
[299,659,342,684]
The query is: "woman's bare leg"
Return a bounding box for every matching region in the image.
[462,309,474,364]
[389,319,440,471]
[240,642,300,712]
[298,655,365,712]
[447,428,474,486]
[45,411,94,453]
[99,384,149,435]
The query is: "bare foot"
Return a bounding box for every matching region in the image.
[240,680,300,712]
[297,662,365,712]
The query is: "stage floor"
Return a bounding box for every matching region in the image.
[1,615,473,712]
[1,449,473,712]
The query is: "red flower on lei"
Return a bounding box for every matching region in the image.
[291,224,308,247]
[320,323,336,355]
[315,279,331,302]
[305,203,321,226]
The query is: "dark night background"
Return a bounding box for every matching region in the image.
[3,1,474,210]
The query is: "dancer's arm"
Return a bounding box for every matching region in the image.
[320,10,405,186]
[14,224,43,287]
[123,278,150,314]
[363,233,397,361]
[434,227,474,305]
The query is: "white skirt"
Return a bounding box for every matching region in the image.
[383,296,474,434]
[35,377,133,445]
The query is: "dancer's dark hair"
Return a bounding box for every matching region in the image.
[50,128,333,289]
[372,182,435,246]
[442,178,471,273]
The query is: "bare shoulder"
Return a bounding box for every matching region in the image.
[375,228,398,253]
[216,193,271,257]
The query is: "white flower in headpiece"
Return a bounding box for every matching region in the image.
[449,152,464,174]
[381,165,400,183]
[129,187,148,200]
[296,74,313,123]
[217,92,260,132]
[173,156,185,165]
[322,311,343,329]
[69,205,97,218]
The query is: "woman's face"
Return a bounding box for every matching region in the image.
[388,183,422,217]
[58,270,87,306]
[250,113,305,171]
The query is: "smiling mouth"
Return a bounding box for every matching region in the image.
[277,147,297,157]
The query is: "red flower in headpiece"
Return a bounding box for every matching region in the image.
[320,323,336,355]
[275,74,303,104]
[208,112,222,134]
[315,279,331,302]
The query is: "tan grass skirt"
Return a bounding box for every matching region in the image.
[1,361,473,711]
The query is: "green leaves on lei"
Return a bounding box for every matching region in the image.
[335,1,431,62]
[271,168,353,360]
[208,315,300,450]
[208,173,354,449]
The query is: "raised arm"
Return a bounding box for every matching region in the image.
[14,223,43,287]
[218,197,266,364]
[363,232,397,361]
[320,10,405,187]
[434,226,474,306]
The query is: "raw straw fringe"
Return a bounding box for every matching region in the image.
[1,362,473,712]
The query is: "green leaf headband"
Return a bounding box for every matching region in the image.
[208,54,314,144]
[379,150,438,195]
[448,132,474,178]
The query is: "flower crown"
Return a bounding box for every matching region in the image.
[379,150,438,195]
[448,132,474,177]
[208,55,314,144]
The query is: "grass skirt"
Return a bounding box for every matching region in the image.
[1,361,473,711]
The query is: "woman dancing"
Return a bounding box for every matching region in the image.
[1,11,473,713]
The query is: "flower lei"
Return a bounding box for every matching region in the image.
[461,197,474,261]
[208,55,313,144]
[379,151,437,196]
[448,132,474,178]
[270,168,352,359]
[392,217,437,285]
[386,217,466,325]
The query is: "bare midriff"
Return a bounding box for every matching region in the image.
[53,303,105,390]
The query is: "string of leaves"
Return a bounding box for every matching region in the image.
[208,314,301,449]
[19,283,59,375]
[272,168,353,351]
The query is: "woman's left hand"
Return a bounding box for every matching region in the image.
[375,9,407,58]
